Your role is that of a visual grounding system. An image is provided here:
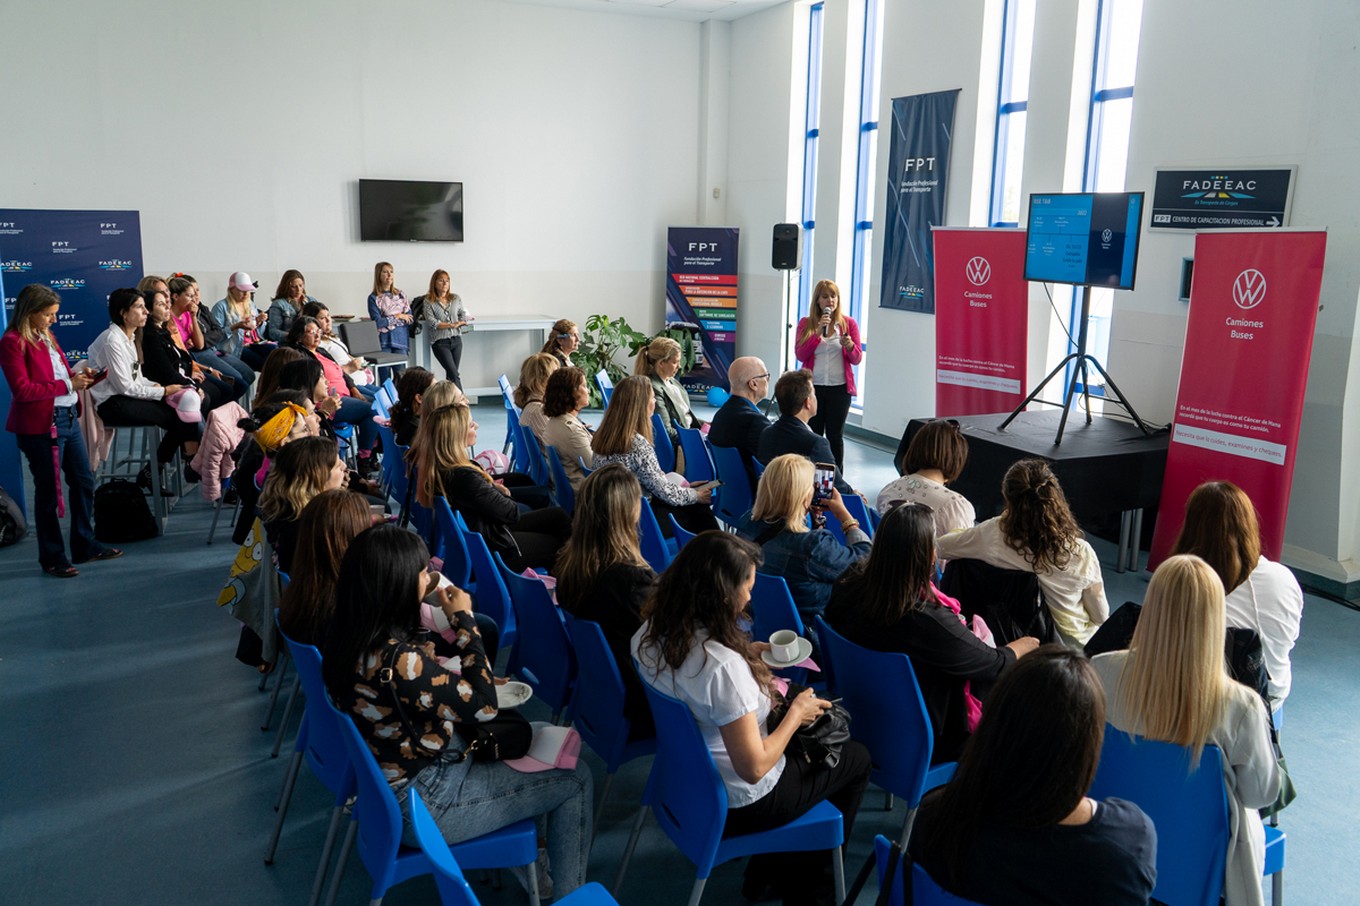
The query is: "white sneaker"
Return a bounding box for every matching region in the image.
[509,847,553,900]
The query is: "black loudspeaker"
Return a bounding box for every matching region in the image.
[772,223,800,270]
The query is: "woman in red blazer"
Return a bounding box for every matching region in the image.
[1,285,122,576]
[794,279,863,473]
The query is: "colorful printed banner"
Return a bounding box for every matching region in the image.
[933,228,1028,416]
[0,209,144,365]
[666,227,739,394]
[878,89,960,314]
[1149,230,1326,565]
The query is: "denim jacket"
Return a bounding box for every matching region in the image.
[735,512,871,619]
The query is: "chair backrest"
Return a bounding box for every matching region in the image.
[373,387,392,419]
[595,369,614,407]
[498,373,520,415]
[518,423,550,486]
[434,499,473,588]
[404,464,439,555]
[650,413,676,473]
[1089,731,1230,906]
[815,616,937,807]
[566,616,638,770]
[676,426,714,483]
[546,446,576,515]
[495,553,576,715]
[336,704,421,894]
[667,513,698,550]
[278,628,356,801]
[871,836,982,906]
[708,444,755,526]
[637,675,730,874]
[462,526,517,658]
[750,571,804,644]
[382,376,398,401]
[374,421,398,495]
[840,493,874,538]
[937,558,1058,646]
[637,501,674,573]
[409,787,479,906]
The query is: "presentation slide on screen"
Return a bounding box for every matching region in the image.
[1025,193,1142,288]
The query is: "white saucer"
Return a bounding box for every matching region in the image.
[497,681,534,708]
[761,637,813,669]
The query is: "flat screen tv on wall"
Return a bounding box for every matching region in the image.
[358,179,463,242]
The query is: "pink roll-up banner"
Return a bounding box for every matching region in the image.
[1148,230,1327,566]
[933,228,1028,416]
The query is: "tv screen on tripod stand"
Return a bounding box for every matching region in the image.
[1024,191,1144,289]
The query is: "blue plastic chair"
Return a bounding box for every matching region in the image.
[840,493,875,538]
[372,387,392,420]
[595,369,614,407]
[330,709,542,906]
[373,421,399,498]
[708,444,754,527]
[381,376,397,403]
[267,631,357,906]
[1089,730,1286,906]
[614,679,846,903]
[750,572,808,685]
[462,524,517,664]
[498,374,520,458]
[495,553,576,722]
[409,786,619,905]
[871,835,982,906]
[564,616,657,835]
[650,413,676,473]
[676,426,714,483]
[815,617,957,847]
[546,446,576,516]
[667,514,698,550]
[516,423,549,487]
[637,501,675,573]
[434,499,474,589]
[405,465,439,557]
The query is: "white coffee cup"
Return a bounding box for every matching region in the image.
[769,629,800,663]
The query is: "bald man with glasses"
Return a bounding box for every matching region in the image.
[708,356,773,486]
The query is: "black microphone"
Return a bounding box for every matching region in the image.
[822,316,831,339]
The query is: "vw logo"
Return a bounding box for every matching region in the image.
[965,256,991,286]
[1101,228,1113,243]
[1232,269,1267,310]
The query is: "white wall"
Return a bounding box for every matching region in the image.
[2,0,702,336]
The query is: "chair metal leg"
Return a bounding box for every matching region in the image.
[271,675,303,757]
[261,653,291,731]
[612,806,648,895]
[897,805,920,851]
[264,749,304,864]
[258,671,270,692]
[308,805,346,906]
[592,771,616,838]
[686,877,708,906]
[884,791,894,811]
[207,498,224,544]
[323,819,357,906]
[832,844,846,905]
[1273,870,1283,905]
[526,857,541,906]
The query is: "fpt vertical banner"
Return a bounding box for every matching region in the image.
[666,227,739,394]
[0,209,144,364]
[1149,230,1326,566]
[878,89,960,314]
[932,228,1028,416]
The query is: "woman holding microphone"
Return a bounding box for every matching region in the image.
[794,280,862,474]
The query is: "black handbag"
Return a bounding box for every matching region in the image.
[766,682,852,768]
[93,478,158,542]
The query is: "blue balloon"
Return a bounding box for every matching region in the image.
[706,387,730,408]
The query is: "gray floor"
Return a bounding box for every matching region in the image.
[0,404,1356,904]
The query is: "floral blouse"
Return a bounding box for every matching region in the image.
[593,433,697,507]
[334,612,498,786]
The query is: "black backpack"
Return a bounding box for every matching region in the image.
[94,479,159,542]
[0,485,27,547]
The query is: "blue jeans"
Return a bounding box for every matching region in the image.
[409,752,593,896]
[193,349,255,388]
[333,395,378,452]
[15,406,104,568]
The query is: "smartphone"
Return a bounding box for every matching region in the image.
[812,462,836,504]
[689,479,723,492]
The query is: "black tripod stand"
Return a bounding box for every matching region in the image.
[999,285,1152,445]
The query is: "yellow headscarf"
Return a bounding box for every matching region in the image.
[254,402,309,453]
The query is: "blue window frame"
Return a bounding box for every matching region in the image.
[988,0,1037,227]
[796,3,825,324]
[846,0,884,412]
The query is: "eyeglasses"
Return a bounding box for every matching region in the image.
[751,373,771,381]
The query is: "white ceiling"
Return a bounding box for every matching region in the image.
[493,0,787,24]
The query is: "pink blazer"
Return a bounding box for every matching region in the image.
[794,315,863,397]
[1,330,79,435]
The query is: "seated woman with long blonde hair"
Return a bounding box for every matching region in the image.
[1092,555,1280,906]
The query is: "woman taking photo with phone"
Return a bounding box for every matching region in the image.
[793,280,861,474]
[1,284,122,577]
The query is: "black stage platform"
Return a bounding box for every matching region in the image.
[897,412,1171,545]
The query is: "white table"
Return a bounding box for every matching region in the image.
[412,314,557,400]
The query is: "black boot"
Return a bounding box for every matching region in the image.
[136,465,175,497]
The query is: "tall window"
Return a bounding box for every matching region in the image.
[988,0,1037,227]
[1070,0,1143,395]
[846,0,885,412]
[796,3,826,326]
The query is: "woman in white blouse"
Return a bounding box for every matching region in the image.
[632,531,870,904]
[591,375,717,535]
[541,366,594,492]
[877,418,976,536]
[936,458,1108,646]
[1170,480,1304,708]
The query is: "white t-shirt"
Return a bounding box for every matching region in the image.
[811,334,846,386]
[631,624,783,807]
[1225,556,1304,706]
[875,473,976,536]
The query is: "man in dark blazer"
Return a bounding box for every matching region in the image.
[708,356,772,486]
[757,369,853,495]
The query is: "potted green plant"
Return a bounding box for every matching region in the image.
[576,314,650,409]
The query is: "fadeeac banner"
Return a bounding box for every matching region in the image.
[1148,230,1327,566]
[666,226,739,394]
[932,228,1028,416]
[0,209,144,365]
[878,89,960,314]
